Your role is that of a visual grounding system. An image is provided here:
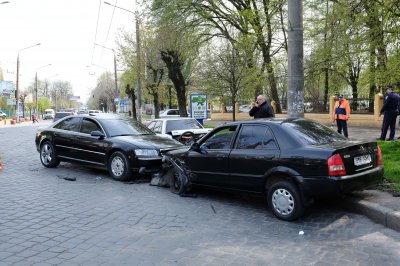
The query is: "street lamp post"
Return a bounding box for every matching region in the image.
[35,64,52,115]
[104,1,142,122]
[16,43,41,122]
[94,43,118,108]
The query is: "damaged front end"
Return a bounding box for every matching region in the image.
[150,147,192,196]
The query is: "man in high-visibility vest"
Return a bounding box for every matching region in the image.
[332,94,350,138]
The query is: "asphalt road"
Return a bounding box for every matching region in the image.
[0,122,399,265]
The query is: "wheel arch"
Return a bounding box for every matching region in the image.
[264,166,312,206]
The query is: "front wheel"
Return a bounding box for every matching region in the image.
[268,181,304,221]
[40,141,60,168]
[108,151,131,181]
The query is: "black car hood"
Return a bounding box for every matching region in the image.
[113,134,183,150]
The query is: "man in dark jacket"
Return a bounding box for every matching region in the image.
[249,95,275,118]
[378,86,399,141]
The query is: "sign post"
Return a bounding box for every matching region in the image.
[190,94,208,125]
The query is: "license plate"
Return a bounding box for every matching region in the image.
[354,154,372,166]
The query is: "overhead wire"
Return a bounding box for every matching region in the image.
[91,0,102,66]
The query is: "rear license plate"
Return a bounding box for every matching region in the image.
[354,154,372,166]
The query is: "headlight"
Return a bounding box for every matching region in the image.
[134,149,159,157]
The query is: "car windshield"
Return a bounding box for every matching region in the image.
[282,119,346,145]
[166,119,202,133]
[102,119,155,137]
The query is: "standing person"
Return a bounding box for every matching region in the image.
[379,86,399,141]
[332,94,350,137]
[32,113,39,123]
[249,95,275,118]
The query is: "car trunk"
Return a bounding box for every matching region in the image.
[318,140,379,175]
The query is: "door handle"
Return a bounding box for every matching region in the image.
[216,154,226,160]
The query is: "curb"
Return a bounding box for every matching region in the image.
[342,197,400,232]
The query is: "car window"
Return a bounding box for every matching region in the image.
[148,121,156,130]
[201,126,237,150]
[81,118,102,134]
[282,119,346,145]
[54,117,81,132]
[165,119,202,133]
[236,125,278,150]
[153,121,163,134]
[168,110,178,115]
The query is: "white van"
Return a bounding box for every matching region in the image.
[43,109,55,120]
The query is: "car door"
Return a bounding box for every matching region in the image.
[52,117,82,159]
[185,125,238,187]
[228,124,280,192]
[74,117,108,166]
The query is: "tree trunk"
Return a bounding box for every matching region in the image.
[153,92,160,118]
[160,50,188,117]
[231,95,236,122]
[323,68,329,112]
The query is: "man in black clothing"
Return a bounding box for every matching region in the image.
[249,95,275,118]
[378,86,399,141]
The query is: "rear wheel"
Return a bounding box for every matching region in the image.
[40,141,60,168]
[268,181,304,221]
[108,151,131,181]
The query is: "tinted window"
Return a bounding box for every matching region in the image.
[81,118,102,134]
[201,126,237,150]
[101,119,155,137]
[282,119,346,145]
[167,110,178,115]
[54,117,81,132]
[165,119,202,133]
[237,125,278,150]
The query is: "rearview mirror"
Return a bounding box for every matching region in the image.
[91,130,105,140]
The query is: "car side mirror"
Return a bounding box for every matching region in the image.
[91,130,105,140]
[190,142,207,154]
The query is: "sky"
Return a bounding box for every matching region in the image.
[0,0,137,103]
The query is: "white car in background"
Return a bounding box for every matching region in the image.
[147,117,212,144]
[159,109,180,117]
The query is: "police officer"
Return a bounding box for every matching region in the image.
[378,86,399,141]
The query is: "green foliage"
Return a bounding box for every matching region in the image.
[378,141,400,191]
[38,98,51,113]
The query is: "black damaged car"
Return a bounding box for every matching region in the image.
[164,118,384,221]
[35,114,182,181]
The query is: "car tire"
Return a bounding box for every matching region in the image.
[108,151,131,181]
[40,141,60,168]
[268,181,304,221]
[170,168,187,195]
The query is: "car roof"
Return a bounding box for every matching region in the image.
[221,118,305,126]
[150,117,196,121]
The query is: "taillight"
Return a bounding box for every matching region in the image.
[377,146,382,165]
[328,154,346,176]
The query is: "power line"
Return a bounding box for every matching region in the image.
[91,0,102,65]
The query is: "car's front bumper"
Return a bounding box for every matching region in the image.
[300,165,384,198]
[131,157,163,174]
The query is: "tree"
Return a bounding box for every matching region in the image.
[125,84,137,120]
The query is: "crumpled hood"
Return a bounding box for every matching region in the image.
[114,134,183,150]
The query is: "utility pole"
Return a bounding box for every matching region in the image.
[135,9,142,122]
[287,0,304,118]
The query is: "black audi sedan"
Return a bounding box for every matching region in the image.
[35,114,182,181]
[164,118,384,221]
